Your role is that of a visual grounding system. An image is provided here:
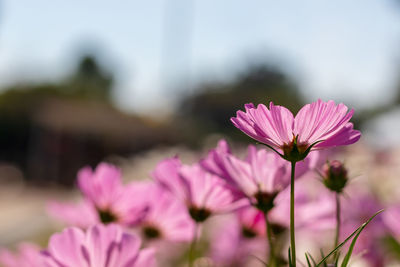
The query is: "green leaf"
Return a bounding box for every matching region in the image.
[308,253,317,266]
[305,253,313,267]
[315,209,384,267]
[340,210,383,266]
[334,252,341,266]
[305,252,318,267]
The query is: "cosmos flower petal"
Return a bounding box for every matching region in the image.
[45,227,87,267]
[42,224,153,267]
[77,163,123,210]
[134,248,157,267]
[0,243,42,267]
[314,123,361,148]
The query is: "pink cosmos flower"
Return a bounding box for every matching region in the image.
[201,140,318,212]
[138,182,195,242]
[0,243,42,267]
[77,163,149,225]
[152,157,246,222]
[41,224,156,267]
[231,100,360,160]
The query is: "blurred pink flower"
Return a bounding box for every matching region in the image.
[201,140,319,212]
[231,100,360,159]
[210,213,266,267]
[77,163,149,225]
[237,206,266,237]
[200,140,233,183]
[0,243,42,267]
[382,205,400,241]
[152,157,247,222]
[269,179,336,230]
[341,191,385,266]
[138,183,195,242]
[47,199,99,228]
[41,224,156,267]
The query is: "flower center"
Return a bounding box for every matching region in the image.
[98,209,117,224]
[143,225,162,239]
[270,223,287,236]
[281,135,310,162]
[254,191,277,213]
[241,226,257,239]
[189,206,211,222]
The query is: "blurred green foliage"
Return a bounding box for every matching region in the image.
[176,63,305,146]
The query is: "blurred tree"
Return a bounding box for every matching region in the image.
[66,55,113,101]
[177,63,305,146]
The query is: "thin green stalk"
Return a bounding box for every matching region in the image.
[265,212,276,267]
[334,193,341,260]
[189,223,198,267]
[290,161,296,267]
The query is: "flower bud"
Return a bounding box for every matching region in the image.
[322,160,348,193]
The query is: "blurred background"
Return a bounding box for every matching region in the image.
[1,0,400,252]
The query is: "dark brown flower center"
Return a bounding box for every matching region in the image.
[98,209,117,224]
[143,225,162,239]
[254,191,277,213]
[270,223,287,236]
[241,226,257,239]
[189,206,211,222]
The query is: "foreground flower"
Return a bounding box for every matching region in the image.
[153,157,246,222]
[0,243,42,267]
[231,99,360,161]
[77,163,148,225]
[41,224,156,267]
[232,100,360,266]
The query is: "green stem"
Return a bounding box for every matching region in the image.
[265,212,276,267]
[189,223,198,267]
[333,193,341,260]
[290,161,296,267]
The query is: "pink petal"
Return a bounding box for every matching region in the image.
[46,227,88,267]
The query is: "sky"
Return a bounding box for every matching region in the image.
[1,0,400,114]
